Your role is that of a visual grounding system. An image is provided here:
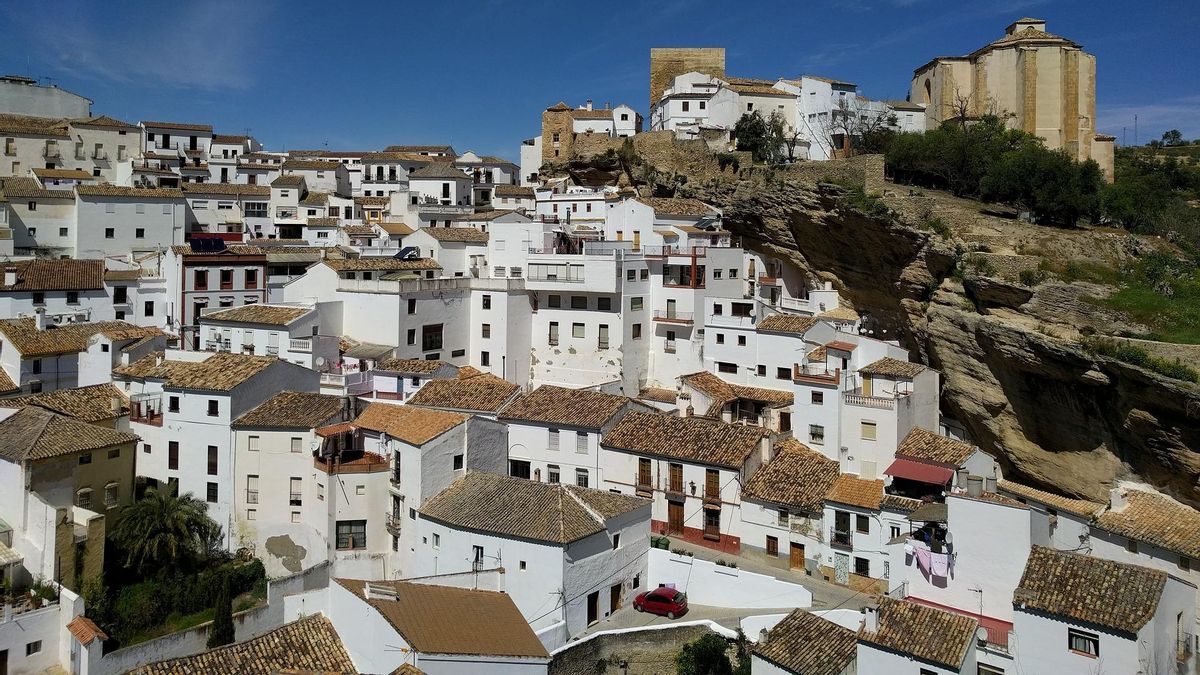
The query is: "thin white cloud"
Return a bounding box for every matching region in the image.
[2,2,274,91]
[1098,96,1200,145]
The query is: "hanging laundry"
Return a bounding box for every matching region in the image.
[914,546,932,573]
[930,551,950,577]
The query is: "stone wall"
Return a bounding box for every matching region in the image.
[649,48,725,109]
[550,624,719,675]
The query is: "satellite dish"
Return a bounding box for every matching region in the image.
[976,627,989,643]
[315,356,326,368]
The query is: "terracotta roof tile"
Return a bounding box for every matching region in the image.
[200,304,312,326]
[1,176,73,199]
[383,145,455,154]
[354,195,390,206]
[76,184,183,199]
[881,494,924,514]
[681,371,792,416]
[0,258,104,291]
[0,383,128,422]
[323,257,440,272]
[407,373,520,414]
[234,391,347,429]
[1014,546,1166,634]
[897,428,975,466]
[32,168,94,180]
[418,227,489,243]
[374,358,451,375]
[420,471,647,544]
[1096,488,1200,559]
[378,222,414,235]
[141,120,213,132]
[859,597,977,670]
[757,314,819,335]
[825,474,884,510]
[826,340,857,351]
[451,209,527,223]
[66,616,108,646]
[0,318,157,357]
[0,407,137,462]
[130,614,354,674]
[342,224,375,237]
[211,133,249,144]
[282,159,340,171]
[637,197,716,217]
[602,411,766,469]
[500,385,630,429]
[637,387,678,404]
[753,609,856,675]
[997,480,1104,518]
[409,163,468,180]
[271,175,305,187]
[353,402,467,445]
[181,182,270,197]
[336,579,548,659]
[743,439,839,513]
[114,352,277,391]
[859,356,928,379]
[818,305,860,321]
[494,185,534,198]
[0,113,70,137]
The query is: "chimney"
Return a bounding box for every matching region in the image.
[760,435,773,465]
[127,252,135,265]
[1109,487,1129,511]
[33,306,46,330]
[3,267,16,287]
[585,99,593,111]
[966,475,983,498]
[955,467,969,489]
[984,475,997,494]
[154,354,164,367]
[684,404,694,418]
[110,396,122,416]
[862,606,879,633]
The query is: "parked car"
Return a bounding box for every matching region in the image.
[633,587,688,619]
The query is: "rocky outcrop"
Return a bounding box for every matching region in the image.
[582,141,1200,504]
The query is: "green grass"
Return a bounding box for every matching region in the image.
[1097,282,1200,344]
[1043,259,1122,285]
[1084,339,1199,382]
[122,590,264,646]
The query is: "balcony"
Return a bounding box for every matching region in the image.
[666,481,686,501]
[43,145,61,159]
[636,476,653,497]
[245,489,259,505]
[93,150,108,161]
[843,393,896,410]
[830,529,853,550]
[653,310,694,325]
[389,471,402,487]
[386,512,402,535]
[289,338,312,352]
[129,393,163,426]
[794,365,840,385]
[703,489,721,505]
[757,275,780,286]
[642,245,709,258]
[664,340,677,354]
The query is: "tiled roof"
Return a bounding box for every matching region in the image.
[322,257,440,272]
[418,227,489,243]
[0,406,137,462]
[1,176,73,199]
[210,133,249,144]
[141,120,212,132]
[201,304,312,326]
[494,185,534,198]
[681,371,792,416]
[378,222,414,235]
[169,243,265,256]
[66,616,108,646]
[0,318,157,357]
[342,224,375,237]
[1096,488,1200,559]
[0,258,104,291]
[306,217,339,228]
[881,494,924,514]
[728,81,791,97]
[181,182,270,197]
[408,163,468,180]
[282,159,340,170]
[571,108,615,120]
[114,352,277,391]
[500,385,630,430]
[825,474,884,510]
[807,345,827,362]
[420,471,647,544]
[0,369,16,395]
[637,387,678,404]
[383,145,455,154]
[896,428,975,466]
[355,195,390,206]
[375,358,450,374]
[757,314,819,335]
[859,356,928,378]
[602,411,767,470]
[32,168,94,180]
[997,480,1104,518]
[407,373,520,414]
[451,209,526,222]
[130,614,354,675]
[818,305,859,321]
[637,197,715,217]
[353,402,468,446]
[1014,546,1166,634]
[299,191,329,206]
[753,609,857,675]
[271,175,305,187]
[76,184,183,199]
[234,391,346,430]
[743,439,839,513]
[826,340,857,352]
[0,113,70,137]
[860,597,977,671]
[335,579,549,659]
[0,383,128,422]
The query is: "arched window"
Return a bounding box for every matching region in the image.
[76,488,93,510]
[923,79,932,105]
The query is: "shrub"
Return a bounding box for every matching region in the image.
[925,216,951,238]
[1019,268,1047,287]
[716,153,740,173]
[1084,339,1199,382]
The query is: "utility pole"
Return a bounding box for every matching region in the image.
[1134,114,1138,146]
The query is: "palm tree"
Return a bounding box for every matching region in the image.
[111,485,223,577]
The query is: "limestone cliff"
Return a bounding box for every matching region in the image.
[546,134,1200,504]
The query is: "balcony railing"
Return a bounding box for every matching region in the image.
[794,365,840,384]
[43,145,61,158]
[653,310,694,324]
[703,488,720,504]
[471,559,485,572]
[386,512,402,534]
[844,393,896,410]
[642,245,710,258]
[289,492,302,506]
[289,338,312,352]
[389,471,402,486]
[636,475,653,496]
[830,529,853,549]
[245,489,259,504]
[93,150,108,161]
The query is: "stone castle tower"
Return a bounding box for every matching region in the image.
[649,48,726,110]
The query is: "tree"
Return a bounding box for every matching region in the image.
[981,144,1103,227]
[1162,129,1185,147]
[675,633,733,675]
[207,572,235,648]
[734,112,780,164]
[111,485,223,577]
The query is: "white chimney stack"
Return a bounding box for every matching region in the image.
[3,267,16,287]
[33,307,46,330]
[862,606,879,633]
[585,99,593,111]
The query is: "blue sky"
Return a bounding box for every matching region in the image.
[2,0,1197,161]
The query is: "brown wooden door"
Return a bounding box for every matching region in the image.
[668,501,684,534]
[705,469,720,501]
[790,542,805,569]
[610,583,622,612]
[766,536,779,556]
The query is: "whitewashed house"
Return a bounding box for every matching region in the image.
[751,609,857,675]
[403,227,489,278]
[197,303,338,369]
[858,597,979,674]
[0,317,162,396]
[0,259,111,326]
[73,184,184,257]
[821,474,916,591]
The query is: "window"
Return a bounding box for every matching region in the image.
[977,666,1005,675]
[861,421,877,441]
[407,328,416,345]
[809,424,825,445]
[509,459,531,479]
[336,520,367,550]
[78,452,91,465]
[219,269,233,289]
[570,295,588,310]
[206,482,218,502]
[32,292,44,305]
[640,268,649,280]
[26,640,41,656]
[854,557,869,576]
[717,362,737,374]
[597,297,611,311]
[32,359,42,375]
[144,300,154,316]
[626,269,636,281]
[1181,556,1192,571]
[433,533,441,549]
[291,437,302,453]
[451,349,465,358]
[168,441,179,470]
[632,323,642,339]
[59,226,68,237]
[548,294,561,308]
[811,391,824,405]
[28,201,37,211]
[630,297,643,311]
[105,482,119,508]
[716,334,725,345]
[1126,539,1139,554]
[482,294,492,309]
[75,488,92,509]
[135,227,145,238]
[612,533,621,549]
[576,431,588,453]
[108,447,120,459]
[756,365,767,377]
[1068,628,1099,657]
[890,525,902,539]
[207,399,218,416]
[290,477,302,506]
[194,269,208,290]
[481,351,490,366]
[168,396,180,413]
[572,323,585,338]
[682,101,690,112]
[207,445,218,475]
[245,269,258,289]
[548,464,560,484]
[407,298,416,314]
[143,443,151,454]
[737,335,746,346]
[856,514,869,534]
[575,468,589,488]
[598,324,609,350]
[481,323,491,338]
[422,324,443,351]
[67,291,79,304]
[453,454,464,470]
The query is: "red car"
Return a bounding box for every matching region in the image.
[633,587,688,619]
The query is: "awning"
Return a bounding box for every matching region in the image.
[885,458,954,485]
[907,502,948,523]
